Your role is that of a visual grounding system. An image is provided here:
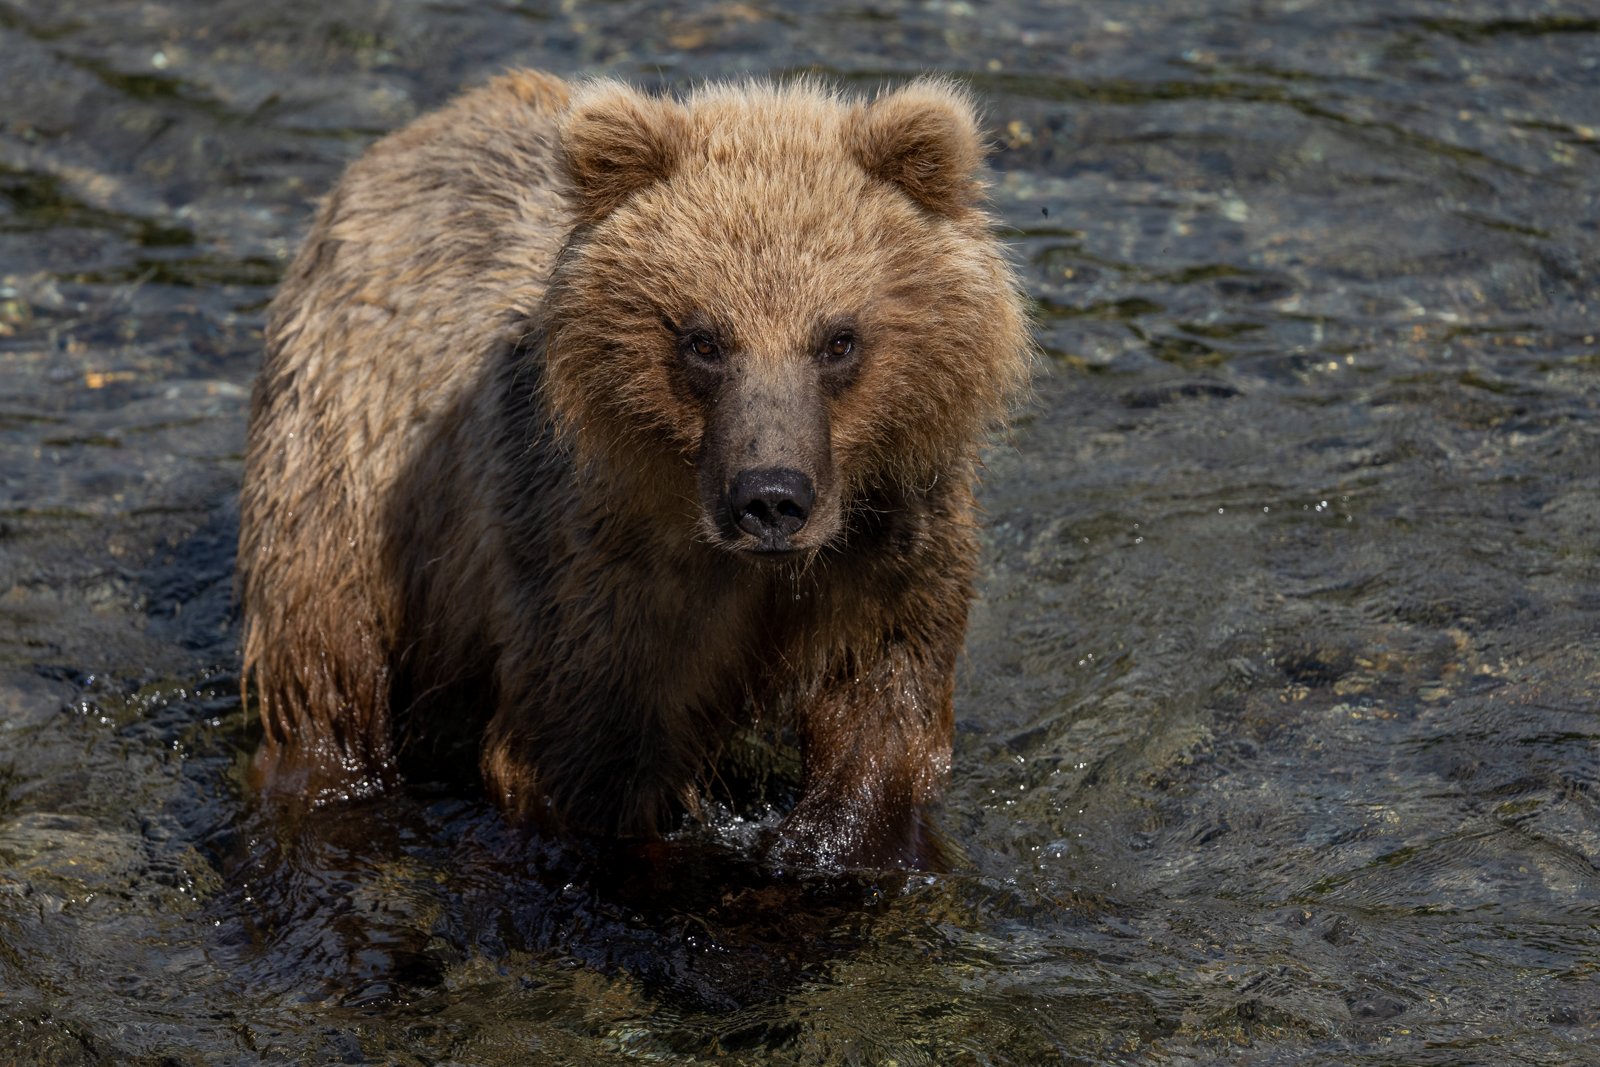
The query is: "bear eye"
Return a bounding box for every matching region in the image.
[686,333,721,361]
[824,331,856,361]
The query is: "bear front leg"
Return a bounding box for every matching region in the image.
[772,617,963,871]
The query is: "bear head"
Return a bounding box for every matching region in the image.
[541,77,1030,559]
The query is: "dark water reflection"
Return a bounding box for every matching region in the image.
[2,0,1596,1062]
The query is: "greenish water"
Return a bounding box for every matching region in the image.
[1,1,1596,1063]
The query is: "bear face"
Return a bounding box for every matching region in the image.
[542,79,1029,560]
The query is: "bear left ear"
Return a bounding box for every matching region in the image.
[560,81,690,224]
[849,79,986,217]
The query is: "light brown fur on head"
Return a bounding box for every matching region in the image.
[238,70,1031,869]
[545,77,1028,554]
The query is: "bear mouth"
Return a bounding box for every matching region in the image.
[716,520,810,558]
[743,542,806,558]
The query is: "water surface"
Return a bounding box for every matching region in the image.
[1,1,1596,1063]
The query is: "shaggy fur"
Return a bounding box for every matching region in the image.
[238,70,1030,868]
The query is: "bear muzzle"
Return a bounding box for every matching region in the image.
[724,466,815,553]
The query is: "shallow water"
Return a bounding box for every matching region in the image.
[2,0,1597,1063]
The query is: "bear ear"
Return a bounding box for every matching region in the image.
[849,79,986,217]
[559,81,689,224]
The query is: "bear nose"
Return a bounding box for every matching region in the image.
[727,467,814,542]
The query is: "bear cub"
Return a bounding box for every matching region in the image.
[238,70,1029,869]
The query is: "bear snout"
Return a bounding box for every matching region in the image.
[725,466,815,551]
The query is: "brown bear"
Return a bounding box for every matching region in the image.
[237,70,1030,869]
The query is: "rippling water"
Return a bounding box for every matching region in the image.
[1,1,1596,1062]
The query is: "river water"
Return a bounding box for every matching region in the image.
[1,1,1596,1063]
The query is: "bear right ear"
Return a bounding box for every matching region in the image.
[849,78,986,217]
[559,81,689,224]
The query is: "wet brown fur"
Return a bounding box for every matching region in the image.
[238,70,1030,868]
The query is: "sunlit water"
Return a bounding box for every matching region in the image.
[1,1,1596,1063]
